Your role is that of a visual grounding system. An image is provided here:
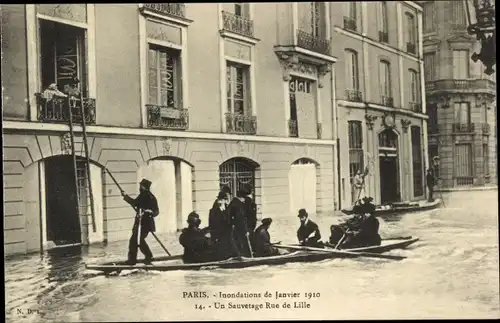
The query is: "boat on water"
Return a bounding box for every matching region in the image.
[341,199,441,216]
[85,237,419,274]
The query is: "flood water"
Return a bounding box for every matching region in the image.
[5,190,500,321]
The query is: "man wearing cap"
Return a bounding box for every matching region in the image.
[179,212,216,263]
[122,178,159,265]
[296,209,322,248]
[209,191,237,260]
[228,189,252,257]
[253,218,279,257]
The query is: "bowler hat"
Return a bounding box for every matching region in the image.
[261,218,272,226]
[217,191,227,200]
[297,208,308,218]
[221,186,232,194]
[140,178,152,190]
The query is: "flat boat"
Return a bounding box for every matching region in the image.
[85,237,419,274]
[341,199,441,216]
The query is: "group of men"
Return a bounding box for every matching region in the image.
[121,178,382,266]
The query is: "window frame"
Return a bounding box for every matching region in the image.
[423,52,436,81]
[423,2,435,33]
[405,13,416,45]
[348,120,364,180]
[379,60,392,98]
[409,69,420,103]
[345,49,360,91]
[226,60,250,116]
[378,1,389,34]
[452,49,470,79]
[453,102,471,125]
[147,44,181,108]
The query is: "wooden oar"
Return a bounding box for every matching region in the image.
[275,244,406,261]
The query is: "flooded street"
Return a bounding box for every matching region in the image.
[5,190,499,321]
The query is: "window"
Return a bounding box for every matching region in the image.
[452,50,470,79]
[234,3,243,16]
[423,53,436,81]
[219,158,256,200]
[148,45,181,107]
[453,102,470,124]
[226,61,250,115]
[423,2,435,33]
[288,76,312,137]
[411,126,424,196]
[348,121,364,180]
[409,69,420,103]
[40,19,87,95]
[405,13,416,45]
[345,50,359,91]
[378,1,388,34]
[451,0,466,27]
[454,144,473,185]
[298,2,325,37]
[344,2,358,31]
[379,60,392,100]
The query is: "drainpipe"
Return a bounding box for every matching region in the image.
[331,64,341,210]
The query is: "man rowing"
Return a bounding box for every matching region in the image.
[179,212,216,264]
[296,209,322,248]
[122,178,159,265]
[253,218,279,257]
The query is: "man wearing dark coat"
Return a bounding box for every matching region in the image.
[179,212,216,264]
[426,169,435,202]
[253,218,279,257]
[341,197,381,248]
[122,178,159,265]
[212,185,232,209]
[209,191,238,260]
[242,184,257,237]
[296,209,322,248]
[228,189,252,257]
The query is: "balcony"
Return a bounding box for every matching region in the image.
[297,30,330,55]
[452,123,475,133]
[142,3,186,18]
[288,119,298,137]
[343,16,357,32]
[222,11,254,38]
[381,96,394,107]
[346,89,363,102]
[379,31,389,43]
[146,105,189,130]
[409,102,422,113]
[226,113,257,135]
[35,93,96,124]
[482,123,491,134]
[426,79,496,94]
[406,42,416,55]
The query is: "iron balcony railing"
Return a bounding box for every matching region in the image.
[379,31,389,43]
[297,30,331,55]
[482,123,491,134]
[456,176,474,186]
[425,79,496,92]
[343,16,357,32]
[146,105,189,130]
[226,113,257,135]
[346,89,363,102]
[381,95,394,107]
[452,123,475,133]
[409,102,422,113]
[142,3,186,18]
[35,93,96,124]
[221,11,254,37]
[406,42,416,55]
[288,119,298,137]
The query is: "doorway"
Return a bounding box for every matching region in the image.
[378,129,400,204]
[289,159,317,214]
[44,156,81,245]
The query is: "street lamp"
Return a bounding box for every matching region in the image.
[463,0,496,75]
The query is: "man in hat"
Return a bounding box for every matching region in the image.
[209,191,237,260]
[426,169,435,202]
[121,178,159,265]
[253,218,279,257]
[228,189,252,257]
[296,209,322,248]
[179,212,216,264]
[242,184,257,239]
[213,185,232,209]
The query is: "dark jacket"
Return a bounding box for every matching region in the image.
[228,197,248,234]
[208,204,231,241]
[124,190,159,232]
[253,224,278,257]
[297,220,322,246]
[426,173,435,188]
[343,215,381,248]
[179,227,214,264]
[244,197,257,232]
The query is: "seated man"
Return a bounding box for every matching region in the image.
[253,218,279,257]
[296,209,323,248]
[179,212,216,264]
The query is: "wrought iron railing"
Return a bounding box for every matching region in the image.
[343,16,357,31]
[222,11,254,37]
[482,123,491,134]
[142,3,186,18]
[297,30,331,55]
[456,176,474,186]
[288,119,298,137]
[146,105,189,130]
[409,102,422,113]
[226,113,257,135]
[381,95,394,107]
[406,42,416,54]
[379,31,389,43]
[346,89,363,102]
[35,93,96,124]
[452,123,475,133]
[426,79,496,92]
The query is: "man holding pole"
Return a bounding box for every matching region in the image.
[122,178,159,265]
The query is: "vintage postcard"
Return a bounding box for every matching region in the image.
[3,1,498,322]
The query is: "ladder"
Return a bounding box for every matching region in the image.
[67,82,96,235]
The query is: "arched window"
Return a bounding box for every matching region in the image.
[219,158,257,197]
[379,129,397,148]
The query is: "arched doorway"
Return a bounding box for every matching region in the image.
[219,158,258,199]
[138,158,193,233]
[41,155,104,247]
[378,129,400,204]
[289,158,318,214]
